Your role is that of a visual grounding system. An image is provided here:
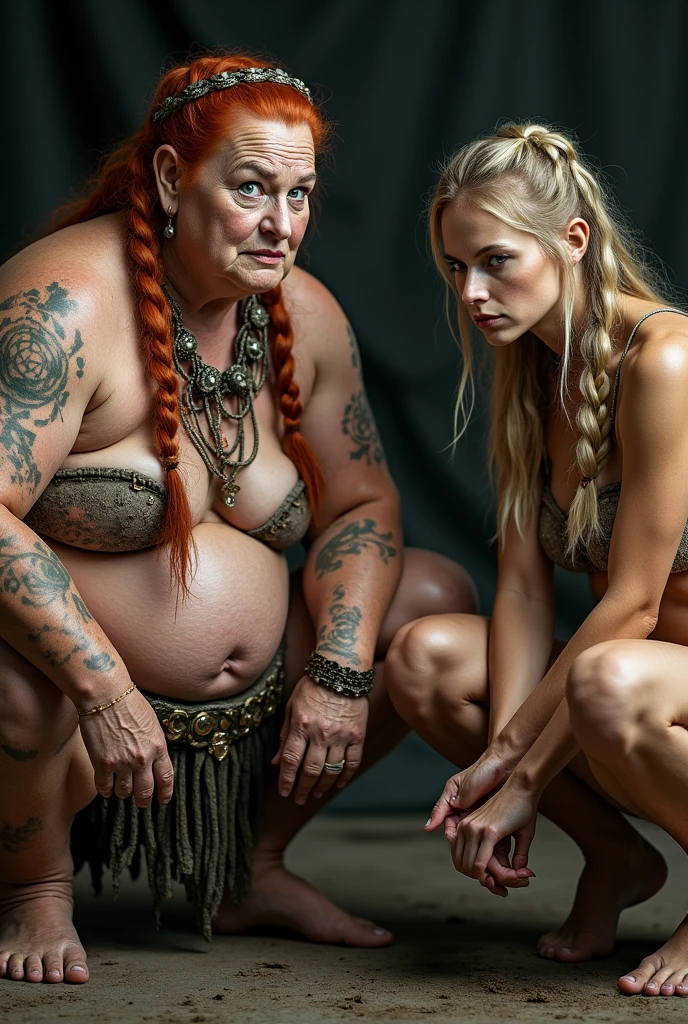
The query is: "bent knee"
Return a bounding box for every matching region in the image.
[402,549,479,618]
[566,642,651,755]
[386,614,479,722]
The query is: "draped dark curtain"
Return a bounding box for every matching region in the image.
[3,0,686,808]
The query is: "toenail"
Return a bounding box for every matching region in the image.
[70,965,86,973]
[646,983,657,990]
[621,976,636,982]
[373,928,388,936]
[47,970,60,979]
[561,947,571,954]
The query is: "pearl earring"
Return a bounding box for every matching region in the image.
[163,205,175,239]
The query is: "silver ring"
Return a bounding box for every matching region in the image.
[324,759,346,774]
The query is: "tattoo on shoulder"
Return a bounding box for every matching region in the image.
[0,814,41,854]
[317,583,362,665]
[346,323,360,370]
[314,518,397,578]
[0,282,84,494]
[1,744,38,762]
[342,390,385,466]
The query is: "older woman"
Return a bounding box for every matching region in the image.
[0,54,476,984]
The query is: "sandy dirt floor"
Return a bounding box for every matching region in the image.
[1,813,687,1023]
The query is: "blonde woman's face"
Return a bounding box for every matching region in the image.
[441,200,563,347]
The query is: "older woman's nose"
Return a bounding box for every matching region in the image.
[260,198,291,241]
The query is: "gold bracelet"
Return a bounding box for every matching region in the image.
[77,683,137,717]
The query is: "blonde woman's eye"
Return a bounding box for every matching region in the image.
[487,254,510,267]
[448,260,465,274]
[288,187,307,201]
[238,182,262,197]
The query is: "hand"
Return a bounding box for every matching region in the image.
[425,746,517,836]
[78,683,174,808]
[449,775,538,896]
[272,675,368,804]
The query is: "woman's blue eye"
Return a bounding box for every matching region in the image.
[288,187,307,201]
[238,182,261,196]
[448,261,465,274]
[487,254,510,267]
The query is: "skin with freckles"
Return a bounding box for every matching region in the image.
[386,191,688,997]
[0,105,479,983]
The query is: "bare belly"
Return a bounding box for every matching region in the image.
[50,523,290,700]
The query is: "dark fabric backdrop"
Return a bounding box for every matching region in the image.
[3,0,687,809]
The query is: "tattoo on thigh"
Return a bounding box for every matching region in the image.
[0,282,84,494]
[0,815,42,854]
[317,584,362,665]
[1,744,38,762]
[314,518,397,578]
[342,390,385,466]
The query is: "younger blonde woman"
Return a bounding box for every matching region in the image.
[386,123,688,997]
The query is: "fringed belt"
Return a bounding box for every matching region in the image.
[71,641,285,939]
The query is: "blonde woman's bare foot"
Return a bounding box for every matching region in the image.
[0,880,88,983]
[618,917,688,996]
[213,862,392,947]
[537,836,666,963]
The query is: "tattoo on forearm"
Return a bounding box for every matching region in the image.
[317,584,362,665]
[0,282,84,494]
[0,535,113,674]
[346,323,359,370]
[1,744,38,762]
[342,390,385,466]
[0,815,41,853]
[314,518,397,578]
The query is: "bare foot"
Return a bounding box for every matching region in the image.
[537,836,667,963]
[0,881,88,983]
[213,861,392,947]
[619,916,688,996]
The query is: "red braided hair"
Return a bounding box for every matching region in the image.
[51,53,329,590]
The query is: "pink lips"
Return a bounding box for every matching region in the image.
[473,314,503,328]
[245,249,285,265]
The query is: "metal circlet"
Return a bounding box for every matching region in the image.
[152,67,313,123]
[164,286,270,508]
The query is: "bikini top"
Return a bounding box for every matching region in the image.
[22,467,311,554]
[538,307,688,574]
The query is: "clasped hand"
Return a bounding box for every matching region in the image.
[78,684,174,808]
[273,675,368,804]
[426,750,537,897]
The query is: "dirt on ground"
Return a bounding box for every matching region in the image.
[0,814,686,1024]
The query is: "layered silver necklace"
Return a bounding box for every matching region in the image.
[164,285,270,507]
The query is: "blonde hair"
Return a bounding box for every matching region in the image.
[430,123,663,553]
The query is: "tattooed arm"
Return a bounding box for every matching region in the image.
[273,270,402,803]
[0,273,173,806]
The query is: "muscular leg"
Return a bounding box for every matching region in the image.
[0,639,95,983]
[213,548,477,945]
[568,640,688,996]
[384,614,666,963]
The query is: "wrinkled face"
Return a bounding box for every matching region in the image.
[441,200,563,346]
[173,111,316,297]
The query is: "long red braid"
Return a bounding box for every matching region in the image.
[50,53,328,591]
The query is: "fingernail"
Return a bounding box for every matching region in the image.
[279,788,289,798]
[314,793,323,799]
[424,818,431,827]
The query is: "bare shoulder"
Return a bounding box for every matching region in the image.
[619,312,688,437]
[0,215,131,343]
[280,265,350,359]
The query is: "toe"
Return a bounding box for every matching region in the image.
[0,953,10,978]
[24,954,43,983]
[43,951,64,983]
[619,956,660,994]
[660,971,685,997]
[7,953,25,981]
[64,945,88,983]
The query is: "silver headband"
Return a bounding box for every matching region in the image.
[152,67,313,123]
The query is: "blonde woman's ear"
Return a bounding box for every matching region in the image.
[566,217,590,264]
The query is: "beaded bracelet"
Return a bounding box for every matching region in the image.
[304,651,375,698]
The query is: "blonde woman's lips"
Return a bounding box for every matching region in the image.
[474,314,503,327]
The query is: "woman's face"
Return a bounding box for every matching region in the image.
[158,110,316,300]
[440,200,564,346]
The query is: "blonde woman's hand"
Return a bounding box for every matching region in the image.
[425,747,517,839]
[77,683,174,808]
